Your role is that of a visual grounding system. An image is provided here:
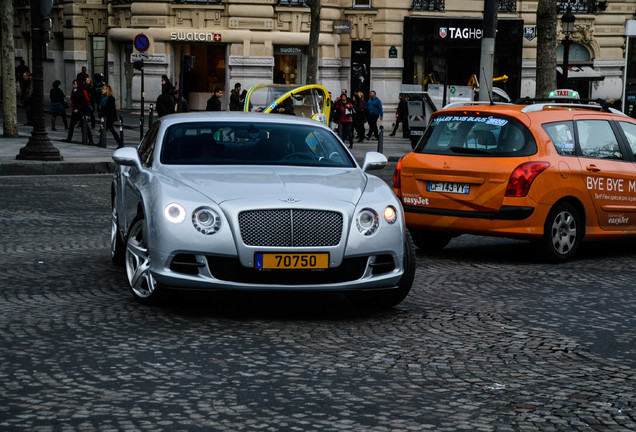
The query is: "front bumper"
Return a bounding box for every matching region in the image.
[151,252,404,292]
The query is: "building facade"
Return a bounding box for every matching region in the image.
[10,0,636,113]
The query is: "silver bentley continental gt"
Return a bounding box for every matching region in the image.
[111,112,415,307]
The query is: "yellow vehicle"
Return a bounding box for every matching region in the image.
[243,84,332,124]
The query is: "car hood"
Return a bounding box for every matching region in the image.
[158,165,367,205]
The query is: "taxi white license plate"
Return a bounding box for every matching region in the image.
[427,181,470,194]
[255,253,329,269]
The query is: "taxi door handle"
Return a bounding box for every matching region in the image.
[586,164,601,172]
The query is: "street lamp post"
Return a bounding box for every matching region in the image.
[561,6,576,88]
[17,0,63,161]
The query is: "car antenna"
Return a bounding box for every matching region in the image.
[483,67,494,105]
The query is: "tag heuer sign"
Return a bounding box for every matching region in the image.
[524,26,537,41]
[333,20,352,34]
[439,27,448,38]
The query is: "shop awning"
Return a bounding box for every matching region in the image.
[557,66,605,81]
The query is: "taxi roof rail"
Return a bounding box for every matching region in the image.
[442,101,512,110]
[520,103,627,116]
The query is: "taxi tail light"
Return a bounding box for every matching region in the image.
[505,162,550,197]
[392,157,403,196]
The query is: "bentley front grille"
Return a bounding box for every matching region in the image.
[238,209,343,247]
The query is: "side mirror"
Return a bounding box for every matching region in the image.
[362,151,388,172]
[112,147,142,170]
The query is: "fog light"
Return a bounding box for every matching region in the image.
[164,203,186,224]
[384,206,397,224]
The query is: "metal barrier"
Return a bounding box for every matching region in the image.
[98,117,107,148]
[119,116,124,146]
[377,125,384,153]
[148,104,154,127]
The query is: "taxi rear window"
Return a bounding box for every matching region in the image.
[414,114,537,157]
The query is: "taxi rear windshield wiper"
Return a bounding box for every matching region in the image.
[449,146,491,155]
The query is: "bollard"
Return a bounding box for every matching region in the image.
[119,115,124,147]
[148,104,154,127]
[98,117,107,148]
[81,115,88,145]
[377,125,384,154]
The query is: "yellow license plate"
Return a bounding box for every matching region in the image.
[255,253,329,269]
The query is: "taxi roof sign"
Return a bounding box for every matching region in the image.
[549,89,580,99]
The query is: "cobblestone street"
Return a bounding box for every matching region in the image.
[0,175,634,431]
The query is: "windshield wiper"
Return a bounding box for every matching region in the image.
[449,146,490,155]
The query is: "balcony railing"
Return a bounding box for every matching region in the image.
[172,0,222,3]
[498,0,516,13]
[558,0,599,14]
[412,0,444,11]
[277,0,309,6]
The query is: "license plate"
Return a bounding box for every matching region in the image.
[255,253,329,269]
[411,130,424,136]
[427,181,470,194]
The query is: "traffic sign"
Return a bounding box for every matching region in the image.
[134,34,150,52]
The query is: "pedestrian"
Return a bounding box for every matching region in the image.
[390,95,409,138]
[365,90,384,140]
[84,76,97,129]
[50,80,69,131]
[15,59,29,100]
[206,88,223,111]
[156,79,176,117]
[63,80,94,145]
[76,66,89,85]
[229,83,243,111]
[352,91,366,142]
[98,85,124,148]
[22,73,33,126]
[174,89,190,113]
[333,89,354,148]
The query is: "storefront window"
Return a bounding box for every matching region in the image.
[176,44,226,110]
[274,46,306,85]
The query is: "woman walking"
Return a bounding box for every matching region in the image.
[63,80,94,144]
[49,80,69,131]
[99,85,124,148]
[352,91,366,143]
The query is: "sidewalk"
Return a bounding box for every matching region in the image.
[0,106,414,176]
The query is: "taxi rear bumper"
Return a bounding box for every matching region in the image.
[402,204,535,220]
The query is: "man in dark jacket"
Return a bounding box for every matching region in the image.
[229,83,243,111]
[156,84,176,117]
[206,88,223,111]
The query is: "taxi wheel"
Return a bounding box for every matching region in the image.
[410,228,452,251]
[536,202,582,263]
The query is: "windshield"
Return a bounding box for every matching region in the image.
[245,85,328,121]
[160,121,355,167]
[414,114,537,157]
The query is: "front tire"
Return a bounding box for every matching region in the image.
[347,230,416,309]
[125,217,165,304]
[535,202,582,263]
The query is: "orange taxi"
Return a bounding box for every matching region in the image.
[393,93,636,261]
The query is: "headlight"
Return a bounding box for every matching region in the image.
[356,208,379,236]
[384,206,397,224]
[164,203,186,224]
[192,207,222,235]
